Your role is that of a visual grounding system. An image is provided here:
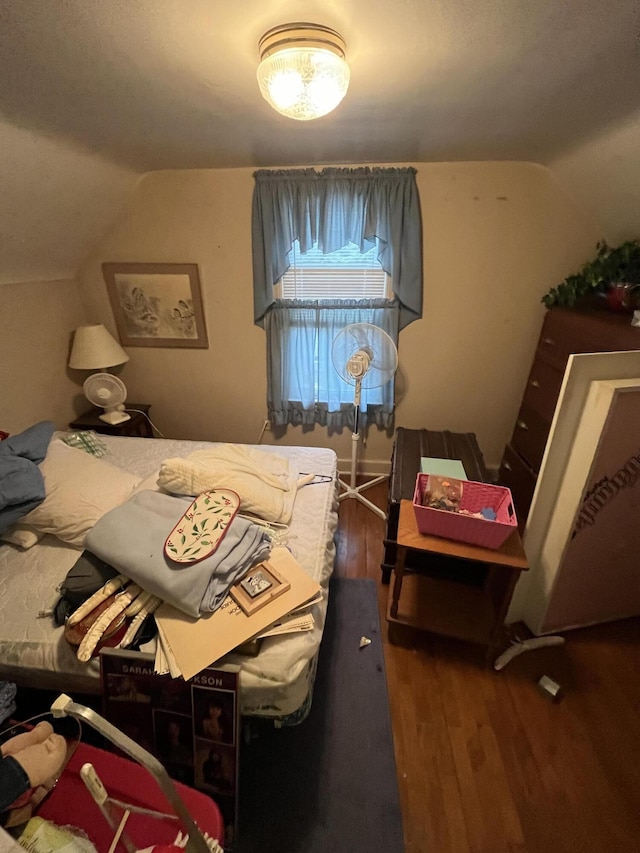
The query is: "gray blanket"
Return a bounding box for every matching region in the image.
[85,490,272,618]
[0,421,54,534]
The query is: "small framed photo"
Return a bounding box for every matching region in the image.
[193,687,236,745]
[195,740,236,794]
[102,262,208,348]
[152,710,194,783]
[229,561,290,615]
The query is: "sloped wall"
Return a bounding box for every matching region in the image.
[549,108,640,247]
[0,118,138,285]
[0,279,87,432]
[0,119,139,433]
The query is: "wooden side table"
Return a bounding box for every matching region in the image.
[387,500,528,659]
[69,404,154,438]
[381,427,490,583]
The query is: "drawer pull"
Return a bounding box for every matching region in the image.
[503,461,512,471]
[542,337,556,347]
[517,420,529,431]
[529,379,540,388]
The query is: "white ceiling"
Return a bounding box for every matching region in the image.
[1,0,639,172]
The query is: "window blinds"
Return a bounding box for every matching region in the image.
[279,241,388,300]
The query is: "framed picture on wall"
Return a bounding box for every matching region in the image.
[102,262,209,348]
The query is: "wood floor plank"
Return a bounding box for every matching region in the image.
[435,650,526,853]
[481,671,562,853]
[415,647,472,853]
[333,477,640,853]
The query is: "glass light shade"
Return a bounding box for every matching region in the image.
[257,25,350,121]
[69,324,129,369]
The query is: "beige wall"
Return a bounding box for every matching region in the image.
[0,118,138,285]
[0,279,88,433]
[76,161,600,472]
[550,108,640,246]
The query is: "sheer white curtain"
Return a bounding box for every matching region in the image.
[265,299,399,430]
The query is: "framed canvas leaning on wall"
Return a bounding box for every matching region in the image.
[508,350,640,635]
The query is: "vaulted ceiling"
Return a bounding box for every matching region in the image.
[2,0,639,171]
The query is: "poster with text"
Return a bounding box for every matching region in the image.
[100,649,240,849]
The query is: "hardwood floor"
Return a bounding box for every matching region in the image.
[334,480,640,853]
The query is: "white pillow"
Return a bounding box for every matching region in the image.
[21,440,141,548]
[0,523,45,550]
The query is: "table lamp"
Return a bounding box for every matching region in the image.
[69,324,129,371]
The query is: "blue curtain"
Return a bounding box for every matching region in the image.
[252,167,423,331]
[265,299,399,431]
[252,167,421,430]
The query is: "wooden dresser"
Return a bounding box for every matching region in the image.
[498,304,640,529]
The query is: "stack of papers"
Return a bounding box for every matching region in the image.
[256,589,322,638]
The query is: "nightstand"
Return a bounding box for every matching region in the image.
[69,404,153,438]
[381,427,490,583]
[387,500,528,661]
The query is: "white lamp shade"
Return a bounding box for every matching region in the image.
[69,324,129,370]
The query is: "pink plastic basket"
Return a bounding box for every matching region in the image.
[412,473,518,549]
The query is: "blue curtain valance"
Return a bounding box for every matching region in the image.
[252,166,423,330]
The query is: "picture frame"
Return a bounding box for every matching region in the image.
[102,262,208,348]
[192,686,236,745]
[229,561,291,615]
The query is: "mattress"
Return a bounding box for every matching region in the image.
[0,434,339,719]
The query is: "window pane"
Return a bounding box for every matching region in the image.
[280,302,389,408]
[281,241,388,299]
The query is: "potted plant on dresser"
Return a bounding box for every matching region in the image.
[542,239,640,312]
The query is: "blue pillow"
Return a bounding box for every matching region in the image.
[0,421,55,534]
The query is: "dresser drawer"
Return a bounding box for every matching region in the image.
[510,403,550,472]
[520,357,565,423]
[536,307,640,370]
[497,444,537,532]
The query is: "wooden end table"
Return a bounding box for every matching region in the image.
[387,500,528,660]
[69,404,154,438]
[381,428,491,583]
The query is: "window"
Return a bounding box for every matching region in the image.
[274,241,392,411]
[252,167,422,430]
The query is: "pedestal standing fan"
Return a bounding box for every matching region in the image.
[83,373,131,425]
[331,323,398,519]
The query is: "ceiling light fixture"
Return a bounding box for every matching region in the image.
[257,23,350,121]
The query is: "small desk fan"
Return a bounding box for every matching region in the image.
[83,373,131,425]
[331,322,398,519]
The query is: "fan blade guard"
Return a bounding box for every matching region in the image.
[331,323,398,388]
[81,374,132,427]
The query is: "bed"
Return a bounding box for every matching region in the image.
[0,431,339,723]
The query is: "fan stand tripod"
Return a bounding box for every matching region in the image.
[338,378,388,520]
